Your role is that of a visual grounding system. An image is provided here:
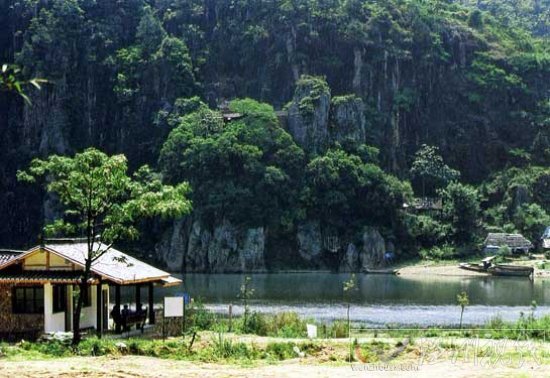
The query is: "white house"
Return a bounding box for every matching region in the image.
[0,239,180,339]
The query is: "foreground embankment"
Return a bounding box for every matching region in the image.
[1,333,550,378]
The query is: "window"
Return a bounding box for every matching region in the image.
[12,287,44,314]
[52,285,67,313]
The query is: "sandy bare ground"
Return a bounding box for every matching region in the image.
[397,262,550,278]
[397,264,490,277]
[0,355,547,378]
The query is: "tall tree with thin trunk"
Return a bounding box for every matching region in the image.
[343,274,358,362]
[17,148,191,345]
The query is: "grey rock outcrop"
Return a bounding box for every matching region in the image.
[338,227,387,271]
[339,243,359,272]
[155,218,188,272]
[156,218,390,273]
[359,227,386,270]
[286,76,331,153]
[296,221,323,264]
[156,219,266,272]
[329,95,366,144]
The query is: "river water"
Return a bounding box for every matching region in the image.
[129,273,550,326]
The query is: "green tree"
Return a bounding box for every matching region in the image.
[513,203,550,243]
[343,274,358,362]
[305,148,411,231]
[440,181,481,245]
[238,276,255,332]
[411,145,460,197]
[457,291,469,329]
[0,64,46,104]
[136,5,167,56]
[17,148,191,345]
[468,9,484,29]
[160,99,304,229]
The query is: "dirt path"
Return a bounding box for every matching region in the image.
[0,356,547,378]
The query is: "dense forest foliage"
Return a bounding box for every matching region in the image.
[0,0,548,270]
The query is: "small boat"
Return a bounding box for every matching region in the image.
[459,262,487,273]
[487,264,534,277]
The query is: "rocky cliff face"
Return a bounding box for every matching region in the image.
[329,95,366,145]
[286,77,331,154]
[156,219,266,273]
[156,217,389,273]
[285,77,367,154]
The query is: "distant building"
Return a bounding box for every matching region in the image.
[483,233,533,255]
[542,227,550,250]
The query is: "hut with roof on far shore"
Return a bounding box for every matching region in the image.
[541,227,550,251]
[483,233,533,255]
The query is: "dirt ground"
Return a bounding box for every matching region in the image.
[397,264,490,276]
[396,260,550,278]
[0,355,547,378]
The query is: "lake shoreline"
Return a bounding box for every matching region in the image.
[171,262,550,278]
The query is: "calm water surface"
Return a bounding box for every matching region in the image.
[126,273,550,326]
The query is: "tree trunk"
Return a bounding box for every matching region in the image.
[347,303,351,362]
[72,266,91,346]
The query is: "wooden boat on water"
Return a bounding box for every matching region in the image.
[458,256,496,273]
[487,264,534,277]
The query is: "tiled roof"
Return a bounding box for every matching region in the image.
[0,250,23,265]
[44,242,174,284]
[484,233,533,249]
[0,242,182,286]
[0,270,95,284]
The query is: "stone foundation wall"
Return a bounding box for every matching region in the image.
[0,284,44,338]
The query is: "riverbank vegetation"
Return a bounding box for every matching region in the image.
[2,309,550,364]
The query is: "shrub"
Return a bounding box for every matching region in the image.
[242,311,269,336]
[209,332,257,360]
[78,338,118,356]
[186,299,216,330]
[419,245,455,260]
[270,312,307,338]
[329,320,349,338]
[265,342,297,360]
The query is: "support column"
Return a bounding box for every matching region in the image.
[115,284,121,333]
[148,282,155,325]
[135,284,141,310]
[96,280,102,337]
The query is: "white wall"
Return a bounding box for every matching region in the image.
[43,283,65,333]
[43,284,106,332]
[81,284,109,330]
[80,285,97,329]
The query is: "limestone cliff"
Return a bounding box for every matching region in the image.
[286,76,331,154]
[156,219,266,273]
[156,218,390,273]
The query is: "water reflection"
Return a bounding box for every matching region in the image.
[173,273,547,306]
